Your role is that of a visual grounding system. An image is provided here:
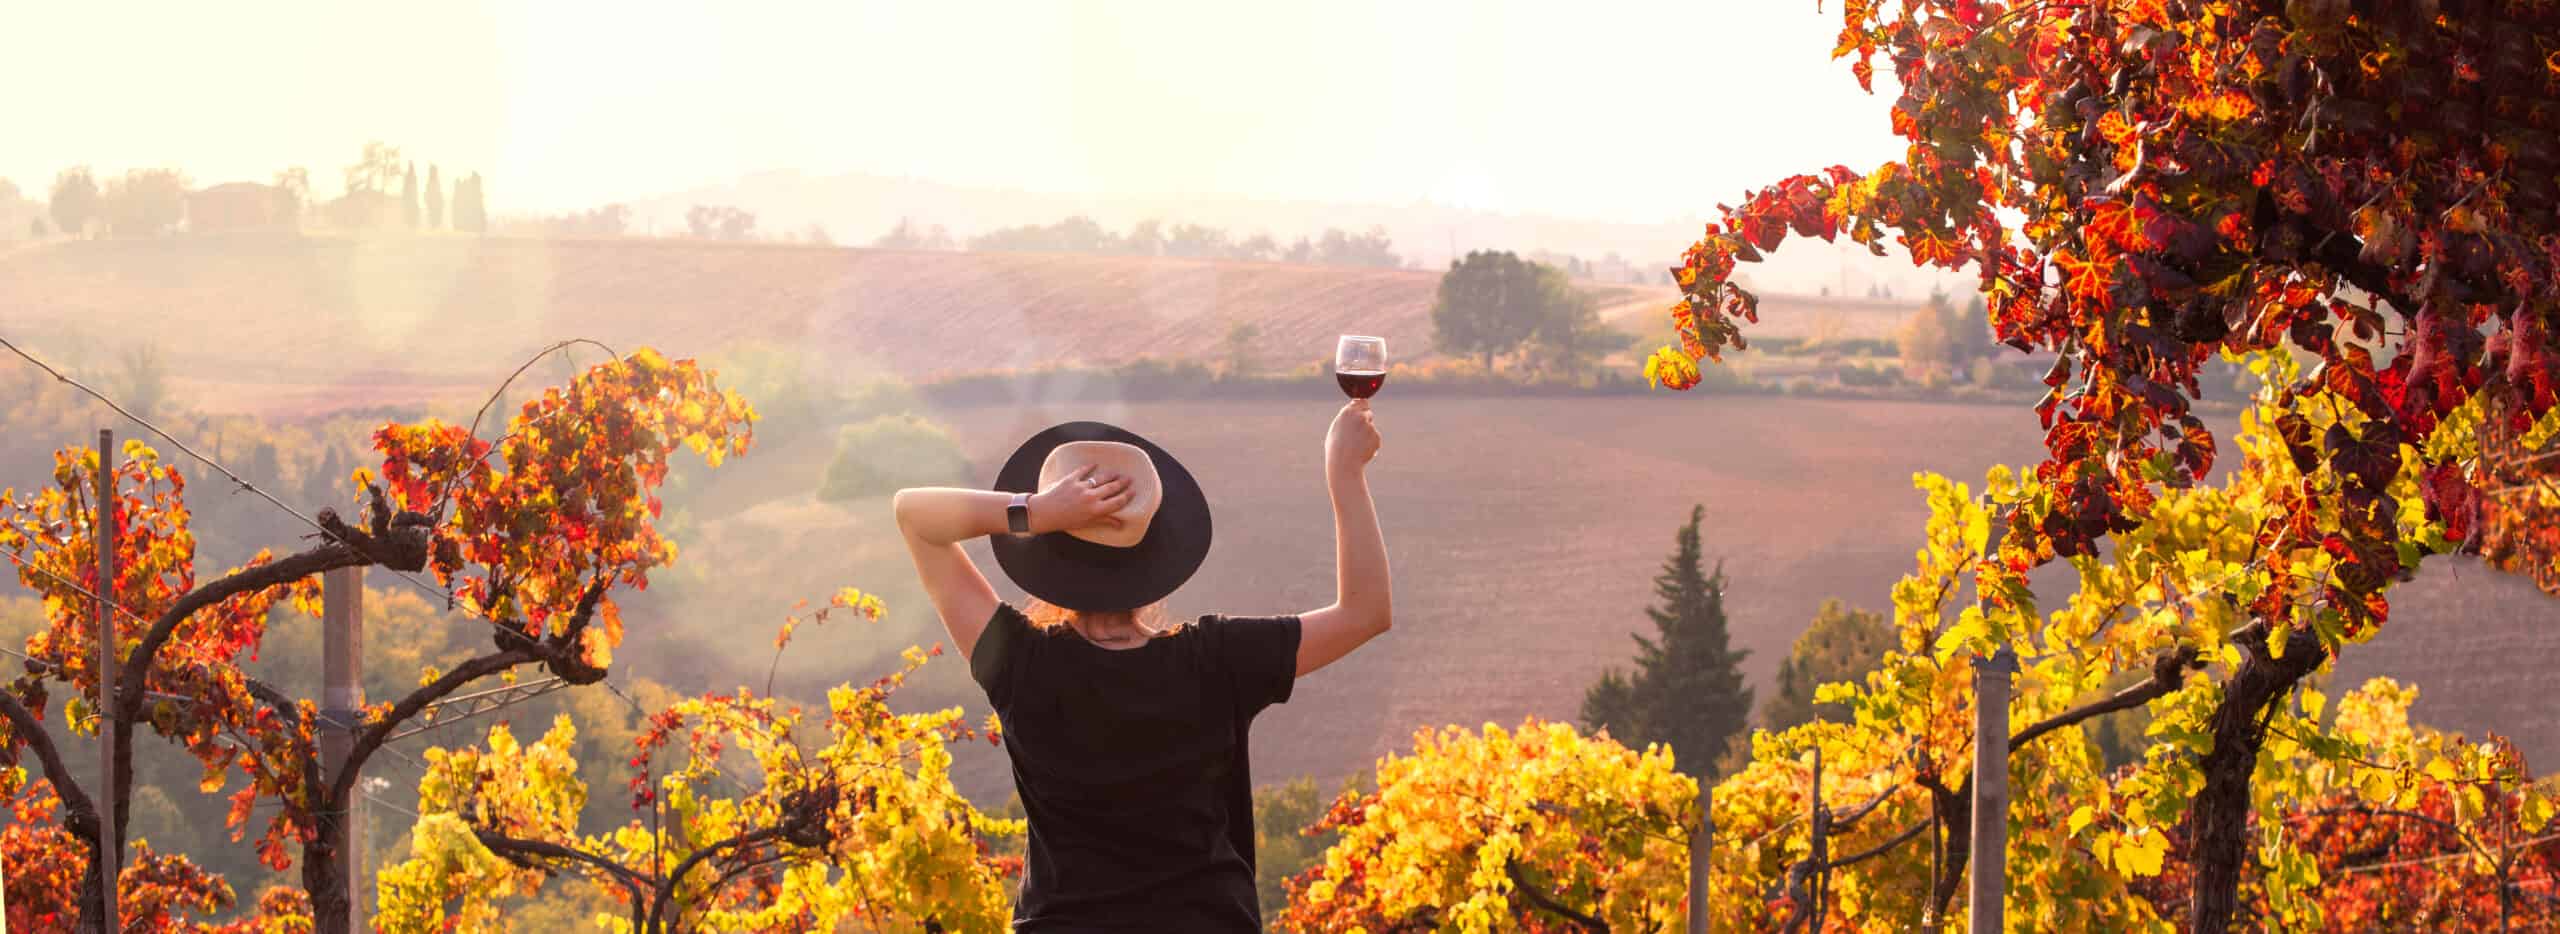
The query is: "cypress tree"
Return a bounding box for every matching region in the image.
[401,163,420,228]
[426,165,444,229]
[1578,504,1754,779]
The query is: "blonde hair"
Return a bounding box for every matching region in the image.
[1024,599,1184,638]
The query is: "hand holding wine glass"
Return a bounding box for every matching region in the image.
[1336,335,1386,399]
[1327,393,1380,474]
[1328,335,1384,475]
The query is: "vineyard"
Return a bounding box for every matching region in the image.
[661,395,2555,797]
[13,0,2560,927]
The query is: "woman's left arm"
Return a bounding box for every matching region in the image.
[1293,400,1391,677]
[894,469,1130,660]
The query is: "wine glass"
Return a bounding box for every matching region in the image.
[1335,335,1387,399]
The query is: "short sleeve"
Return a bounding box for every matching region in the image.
[1207,615,1302,718]
[970,603,1034,709]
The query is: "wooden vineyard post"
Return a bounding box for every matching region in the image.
[319,566,367,933]
[1687,782,1712,934]
[93,428,119,934]
[1968,644,2016,934]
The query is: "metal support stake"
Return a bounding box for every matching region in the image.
[319,566,366,933]
[94,428,119,934]
[1968,644,2017,934]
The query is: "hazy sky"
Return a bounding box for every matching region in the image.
[4,1,1905,224]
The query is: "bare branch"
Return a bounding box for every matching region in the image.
[1828,819,1931,870]
[1828,784,1904,832]
[329,648,539,809]
[1503,857,1611,933]
[648,826,790,931]
[2010,646,2200,749]
[122,542,363,721]
[473,827,656,894]
[0,687,100,841]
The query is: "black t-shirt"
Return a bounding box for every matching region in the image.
[969,602,1302,932]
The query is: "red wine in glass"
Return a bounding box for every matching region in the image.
[1336,335,1386,399]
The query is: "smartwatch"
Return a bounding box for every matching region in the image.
[1006,492,1032,535]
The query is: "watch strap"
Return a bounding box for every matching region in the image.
[1006,492,1032,535]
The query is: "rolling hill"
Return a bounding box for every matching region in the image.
[0,234,1658,419]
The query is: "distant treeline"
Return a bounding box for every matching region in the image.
[888,214,1405,269]
[910,355,2093,409]
[14,141,489,239]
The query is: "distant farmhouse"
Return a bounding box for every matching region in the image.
[324,189,401,231]
[187,181,298,233]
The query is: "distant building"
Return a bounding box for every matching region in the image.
[188,181,296,233]
[324,190,400,231]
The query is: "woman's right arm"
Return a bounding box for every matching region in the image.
[1294,399,1391,677]
[893,469,1130,660]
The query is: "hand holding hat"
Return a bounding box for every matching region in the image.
[991,423,1211,612]
[1027,444,1153,540]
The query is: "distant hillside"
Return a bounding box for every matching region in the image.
[1,234,1647,418]
[612,168,1975,298]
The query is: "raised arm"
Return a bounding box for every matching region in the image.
[1294,399,1391,677]
[893,467,1130,660]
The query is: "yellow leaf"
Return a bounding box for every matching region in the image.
[2067,804,2096,838]
[2117,828,2168,877]
[2424,756,2456,783]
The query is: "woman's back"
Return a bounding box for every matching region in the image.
[892,406,1388,930]
[972,603,1301,931]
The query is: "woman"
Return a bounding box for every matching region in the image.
[892,399,1390,931]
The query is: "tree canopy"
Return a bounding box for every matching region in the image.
[1760,598,1894,734]
[1432,250,1595,372]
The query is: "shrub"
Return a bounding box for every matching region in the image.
[1836,361,1902,387]
[817,415,970,503]
[841,378,925,421]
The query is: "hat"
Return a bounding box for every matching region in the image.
[989,421,1211,612]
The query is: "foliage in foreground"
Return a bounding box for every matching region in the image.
[373,592,1021,933]
[1273,719,1698,933]
[1698,395,2560,931]
[1,347,753,929]
[1276,393,2557,930]
[1640,2,2560,927]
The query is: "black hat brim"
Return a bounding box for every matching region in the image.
[988,421,1211,613]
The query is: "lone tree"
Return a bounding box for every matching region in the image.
[1641,2,2560,929]
[1759,598,1893,733]
[400,163,420,229]
[451,173,488,234]
[1432,250,1585,372]
[344,142,402,195]
[685,204,756,241]
[100,169,189,238]
[1579,504,1752,780]
[49,167,100,239]
[425,165,444,230]
[1895,288,1971,386]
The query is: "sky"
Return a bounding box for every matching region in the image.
[2,1,1908,224]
